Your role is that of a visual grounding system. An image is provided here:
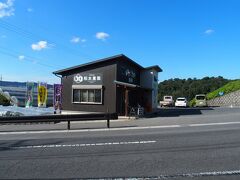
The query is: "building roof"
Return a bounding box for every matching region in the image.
[145,65,163,72]
[53,54,162,75]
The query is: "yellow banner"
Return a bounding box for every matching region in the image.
[38,85,47,107]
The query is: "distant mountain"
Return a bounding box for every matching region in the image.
[0,81,53,89]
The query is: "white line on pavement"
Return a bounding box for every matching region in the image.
[155,170,240,179]
[115,170,240,179]
[1,121,240,135]
[13,140,156,149]
[189,121,240,127]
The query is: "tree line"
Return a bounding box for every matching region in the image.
[158,76,231,101]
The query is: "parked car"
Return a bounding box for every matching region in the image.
[159,96,174,107]
[175,97,188,107]
[195,94,207,107]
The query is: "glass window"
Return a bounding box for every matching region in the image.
[80,90,88,102]
[88,90,94,102]
[95,89,101,103]
[177,98,186,101]
[196,95,205,100]
[73,89,102,104]
[73,89,80,102]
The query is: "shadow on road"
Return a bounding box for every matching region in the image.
[0,139,63,152]
[145,107,214,118]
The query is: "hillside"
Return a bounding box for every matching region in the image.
[207,80,240,100]
[158,76,231,101]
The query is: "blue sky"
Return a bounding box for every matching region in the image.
[0,0,239,84]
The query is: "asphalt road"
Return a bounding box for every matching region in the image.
[0,107,240,179]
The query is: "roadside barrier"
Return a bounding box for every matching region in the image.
[0,113,118,130]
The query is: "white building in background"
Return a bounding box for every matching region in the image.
[0,82,53,107]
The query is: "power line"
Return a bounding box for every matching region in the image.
[0,19,96,60]
[0,20,48,43]
[0,48,59,71]
[0,45,65,69]
[0,49,59,83]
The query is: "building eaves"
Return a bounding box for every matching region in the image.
[144,65,162,72]
[53,54,144,75]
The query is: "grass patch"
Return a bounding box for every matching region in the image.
[206,80,240,100]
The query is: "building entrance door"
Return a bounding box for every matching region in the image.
[117,86,139,116]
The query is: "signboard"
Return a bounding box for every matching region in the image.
[219,91,224,96]
[25,82,34,108]
[125,69,136,83]
[38,82,48,107]
[119,65,138,84]
[53,84,63,113]
[73,73,102,85]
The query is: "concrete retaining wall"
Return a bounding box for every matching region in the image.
[207,90,240,107]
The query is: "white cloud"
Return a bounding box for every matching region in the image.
[70,36,86,43]
[0,0,14,18]
[71,37,80,43]
[96,32,109,40]
[27,8,33,12]
[31,41,48,51]
[204,29,214,35]
[18,55,25,60]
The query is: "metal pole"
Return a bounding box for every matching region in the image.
[67,121,70,130]
[107,114,110,128]
[107,108,110,128]
[125,88,129,116]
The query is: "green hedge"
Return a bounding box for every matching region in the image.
[206,80,240,100]
[189,99,196,107]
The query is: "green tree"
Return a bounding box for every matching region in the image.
[158,76,231,102]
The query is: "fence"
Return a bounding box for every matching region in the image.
[207,90,240,107]
[0,113,118,130]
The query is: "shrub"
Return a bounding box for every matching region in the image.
[189,99,196,107]
[0,94,10,106]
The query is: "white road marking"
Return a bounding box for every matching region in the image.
[13,140,156,149]
[1,121,240,135]
[162,170,240,179]
[113,170,240,179]
[174,170,240,178]
[189,121,240,127]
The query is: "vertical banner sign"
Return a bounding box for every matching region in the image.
[38,82,48,107]
[25,82,34,108]
[53,84,62,112]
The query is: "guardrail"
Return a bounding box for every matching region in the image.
[0,113,118,130]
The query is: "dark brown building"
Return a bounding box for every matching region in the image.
[53,54,162,116]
